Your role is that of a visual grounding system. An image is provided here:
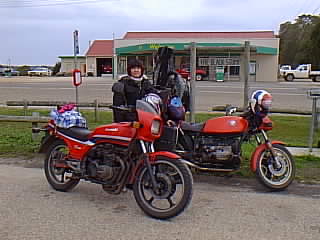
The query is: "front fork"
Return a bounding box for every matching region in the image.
[255,130,281,168]
[140,140,160,194]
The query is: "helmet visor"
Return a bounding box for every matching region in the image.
[261,97,272,110]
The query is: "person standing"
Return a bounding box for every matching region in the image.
[112,59,157,122]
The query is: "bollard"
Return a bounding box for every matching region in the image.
[31,112,40,140]
[23,99,28,116]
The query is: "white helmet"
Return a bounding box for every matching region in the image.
[143,93,163,114]
[250,90,273,113]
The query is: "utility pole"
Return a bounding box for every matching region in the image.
[112,32,117,80]
[243,41,250,109]
[189,42,196,123]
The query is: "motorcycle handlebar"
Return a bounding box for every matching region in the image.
[107,105,136,112]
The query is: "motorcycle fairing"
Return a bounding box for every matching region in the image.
[250,141,286,172]
[202,116,249,134]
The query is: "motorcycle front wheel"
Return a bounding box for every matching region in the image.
[44,140,80,192]
[133,158,193,219]
[256,144,295,191]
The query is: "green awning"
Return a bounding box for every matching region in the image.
[115,42,277,55]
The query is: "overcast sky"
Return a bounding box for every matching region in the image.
[0,0,319,66]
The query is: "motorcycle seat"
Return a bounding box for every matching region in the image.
[180,121,204,132]
[58,127,92,142]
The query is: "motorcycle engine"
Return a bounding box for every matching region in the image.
[86,144,125,182]
[199,137,241,164]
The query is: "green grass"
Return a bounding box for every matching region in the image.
[0,108,318,155]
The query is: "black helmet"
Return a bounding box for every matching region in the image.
[127,59,144,77]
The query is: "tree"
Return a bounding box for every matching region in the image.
[52,62,61,76]
[16,65,31,76]
[310,21,320,68]
[279,14,320,66]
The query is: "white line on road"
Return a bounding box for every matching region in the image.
[197,85,298,90]
[199,90,305,96]
[0,86,107,90]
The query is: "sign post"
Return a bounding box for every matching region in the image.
[307,89,320,152]
[73,30,80,110]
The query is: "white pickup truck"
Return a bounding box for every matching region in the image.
[28,67,52,77]
[282,64,320,82]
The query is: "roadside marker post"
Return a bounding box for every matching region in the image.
[307,88,320,152]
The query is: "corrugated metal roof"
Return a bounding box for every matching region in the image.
[123,31,275,39]
[86,40,114,56]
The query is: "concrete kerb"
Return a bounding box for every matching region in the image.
[287,147,320,157]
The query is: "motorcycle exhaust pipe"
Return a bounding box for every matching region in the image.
[179,159,235,172]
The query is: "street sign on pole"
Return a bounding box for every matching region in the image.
[73,69,82,86]
[73,30,79,55]
[73,30,80,111]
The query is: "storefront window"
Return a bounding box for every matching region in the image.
[230,66,240,75]
[250,62,256,75]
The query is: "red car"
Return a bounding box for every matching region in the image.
[176,64,207,81]
[102,65,112,74]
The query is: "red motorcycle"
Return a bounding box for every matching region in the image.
[37,98,193,219]
[156,90,296,190]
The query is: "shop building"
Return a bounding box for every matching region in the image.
[60,31,279,82]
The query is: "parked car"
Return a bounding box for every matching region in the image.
[102,64,112,74]
[28,67,52,77]
[176,64,207,81]
[282,64,320,82]
[279,65,291,77]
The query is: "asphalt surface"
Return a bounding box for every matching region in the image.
[0,76,319,112]
[0,161,320,240]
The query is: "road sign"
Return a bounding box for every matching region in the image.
[307,88,320,98]
[73,30,79,55]
[73,69,82,86]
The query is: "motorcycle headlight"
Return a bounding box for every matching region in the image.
[151,120,161,135]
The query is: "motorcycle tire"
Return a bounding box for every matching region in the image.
[44,140,80,192]
[256,144,295,191]
[133,158,193,219]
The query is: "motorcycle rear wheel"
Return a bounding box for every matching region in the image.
[256,144,295,191]
[44,140,80,192]
[133,158,193,219]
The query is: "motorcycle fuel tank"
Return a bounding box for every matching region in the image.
[90,123,136,146]
[202,116,248,134]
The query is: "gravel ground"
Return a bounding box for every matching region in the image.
[0,157,320,240]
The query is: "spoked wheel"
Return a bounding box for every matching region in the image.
[196,74,203,81]
[133,158,193,219]
[256,144,295,191]
[44,140,80,192]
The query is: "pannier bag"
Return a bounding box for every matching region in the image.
[50,104,87,129]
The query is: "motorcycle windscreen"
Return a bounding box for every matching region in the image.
[202,116,249,134]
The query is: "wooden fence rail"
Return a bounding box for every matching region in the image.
[6,99,112,122]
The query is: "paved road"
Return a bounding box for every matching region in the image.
[0,163,319,240]
[0,76,318,111]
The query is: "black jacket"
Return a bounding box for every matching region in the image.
[112,75,157,122]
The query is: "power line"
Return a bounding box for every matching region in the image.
[0,0,118,8]
[312,4,320,14]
